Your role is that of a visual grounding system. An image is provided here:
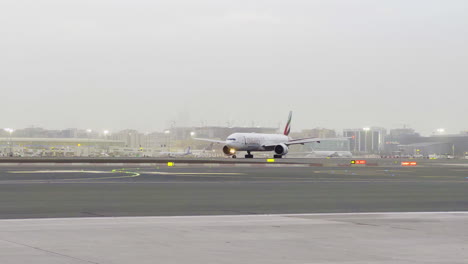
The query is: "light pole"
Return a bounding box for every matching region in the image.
[103,130,110,154]
[164,130,171,152]
[4,128,14,157]
[86,129,92,157]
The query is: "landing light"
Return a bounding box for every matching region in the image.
[229,148,236,154]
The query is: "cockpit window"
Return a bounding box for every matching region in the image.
[227,138,236,141]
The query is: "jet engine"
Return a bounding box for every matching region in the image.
[223,145,236,155]
[274,144,289,155]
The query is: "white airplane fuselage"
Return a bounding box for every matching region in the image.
[225,133,290,152]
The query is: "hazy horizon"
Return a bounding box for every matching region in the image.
[1,0,467,136]
[0,115,461,137]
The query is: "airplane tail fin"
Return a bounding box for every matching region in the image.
[283,111,292,136]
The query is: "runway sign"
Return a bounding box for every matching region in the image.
[351,160,366,165]
[401,161,417,166]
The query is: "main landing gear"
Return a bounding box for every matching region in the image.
[245,151,254,159]
[273,155,283,159]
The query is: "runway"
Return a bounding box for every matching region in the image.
[0,163,467,263]
[0,164,467,219]
[0,212,467,264]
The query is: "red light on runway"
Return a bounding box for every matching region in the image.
[401,161,417,166]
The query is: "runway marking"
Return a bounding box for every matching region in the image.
[4,170,467,182]
[436,163,468,167]
[1,211,468,222]
[6,169,141,181]
[1,179,468,185]
[8,170,114,174]
[5,169,247,181]
[71,169,141,180]
[142,172,245,175]
[420,176,460,178]
[143,172,331,180]
[2,168,467,183]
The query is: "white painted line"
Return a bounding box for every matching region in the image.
[1,211,467,223]
[8,170,113,174]
[142,172,245,175]
[436,163,468,167]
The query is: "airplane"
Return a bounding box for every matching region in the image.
[195,111,333,159]
[157,147,192,157]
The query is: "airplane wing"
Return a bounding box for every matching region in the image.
[285,138,327,146]
[262,138,343,148]
[286,137,351,146]
[194,138,226,144]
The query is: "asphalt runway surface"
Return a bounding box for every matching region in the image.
[0,164,467,219]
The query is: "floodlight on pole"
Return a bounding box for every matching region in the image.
[164,130,171,152]
[86,129,92,157]
[102,130,110,153]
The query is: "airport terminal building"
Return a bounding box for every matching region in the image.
[0,137,125,157]
[383,129,468,158]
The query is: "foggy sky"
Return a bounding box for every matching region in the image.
[1,0,467,136]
